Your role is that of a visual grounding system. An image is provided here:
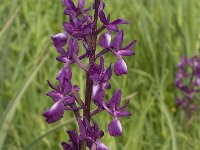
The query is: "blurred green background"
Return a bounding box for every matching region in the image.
[0,0,200,149]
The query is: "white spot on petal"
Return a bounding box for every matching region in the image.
[105,32,111,47]
[93,85,99,97]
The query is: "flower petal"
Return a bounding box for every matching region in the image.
[109,89,121,110]
[99,32,112,48]
[108,118,122,136]
[93,88,105,104]
[116,109,131,117]
[123,40,137,50]
[51,33,68,48]
[110,18,128,25]
[47,91,63,102]
[61,142,71,150]
[63,22,74,35]
[43,101,65,124]
[103,64,112,81]
[78,0,85,9]
[95,140,109,150]
[106,25,119,32]
[117,49,134,56]
[99,11,108,25]
[114,59,127,76]
[112,30,123,50]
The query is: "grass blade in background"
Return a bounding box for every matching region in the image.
[0,48,50,150]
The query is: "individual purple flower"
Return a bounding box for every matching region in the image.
[51,33,68,49]
[90,57,112,102]
[64,16,93,38]
[43,78,79,123]
[63,0,90,16]
[55,38,79,64]
[99,30,137,75]
[61,130,80,150]
[79,118,109,150]
[99,11,128,32]
[102,89,131,136]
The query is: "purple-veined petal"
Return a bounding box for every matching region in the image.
[67,38,74,59]
[47,91,63,102]
[114,59,127,76]
[112,30,123,50]
[99,11,108,25]
[110,18,128,25]
[61,142,71,150]
[66,0,77,11]
[78,0,85,9]
[67,130,79,145]
[93,88,105,104]
[117,49,134,56]
[56,55,69,63]
[43,101,65,124]
[56,65,72,83]
[63,22,74,34]
[116,109,131,117]
[106,24,119,32]
[99,32,112,48]
[109,89,121,110]
[61,79,72,94]
[123,40,137,50]
[62,95,75,105]
[103,64,112,81]
[108,118,122,136]
[51,33,68,48]
[56,48,67,56]
[79,24,93,35]
[98,0,105,13]
[94,140,109,150]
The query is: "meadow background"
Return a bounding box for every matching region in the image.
[0,0,200,149]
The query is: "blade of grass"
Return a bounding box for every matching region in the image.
[0,46,51,150]
[24,118,75,150]
[0,8,20,38]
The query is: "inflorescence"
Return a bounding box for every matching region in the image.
[43,0,137,149]
[175,56,200,118]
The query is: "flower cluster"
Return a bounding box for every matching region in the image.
[43,0,137,149]
[175,56,200,114]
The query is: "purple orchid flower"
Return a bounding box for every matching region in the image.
[99,11,128,32]
[44,0,136,149]
[61,130,80,150]
[43,78,80,123]
[99,30,137,75]
[101,89,131,136]
[64,16,93,39]
[79,118,109,150]
[90,57,112,103]
[175,56,200,119]
[55,37,79,65]
[63,0,90,16]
